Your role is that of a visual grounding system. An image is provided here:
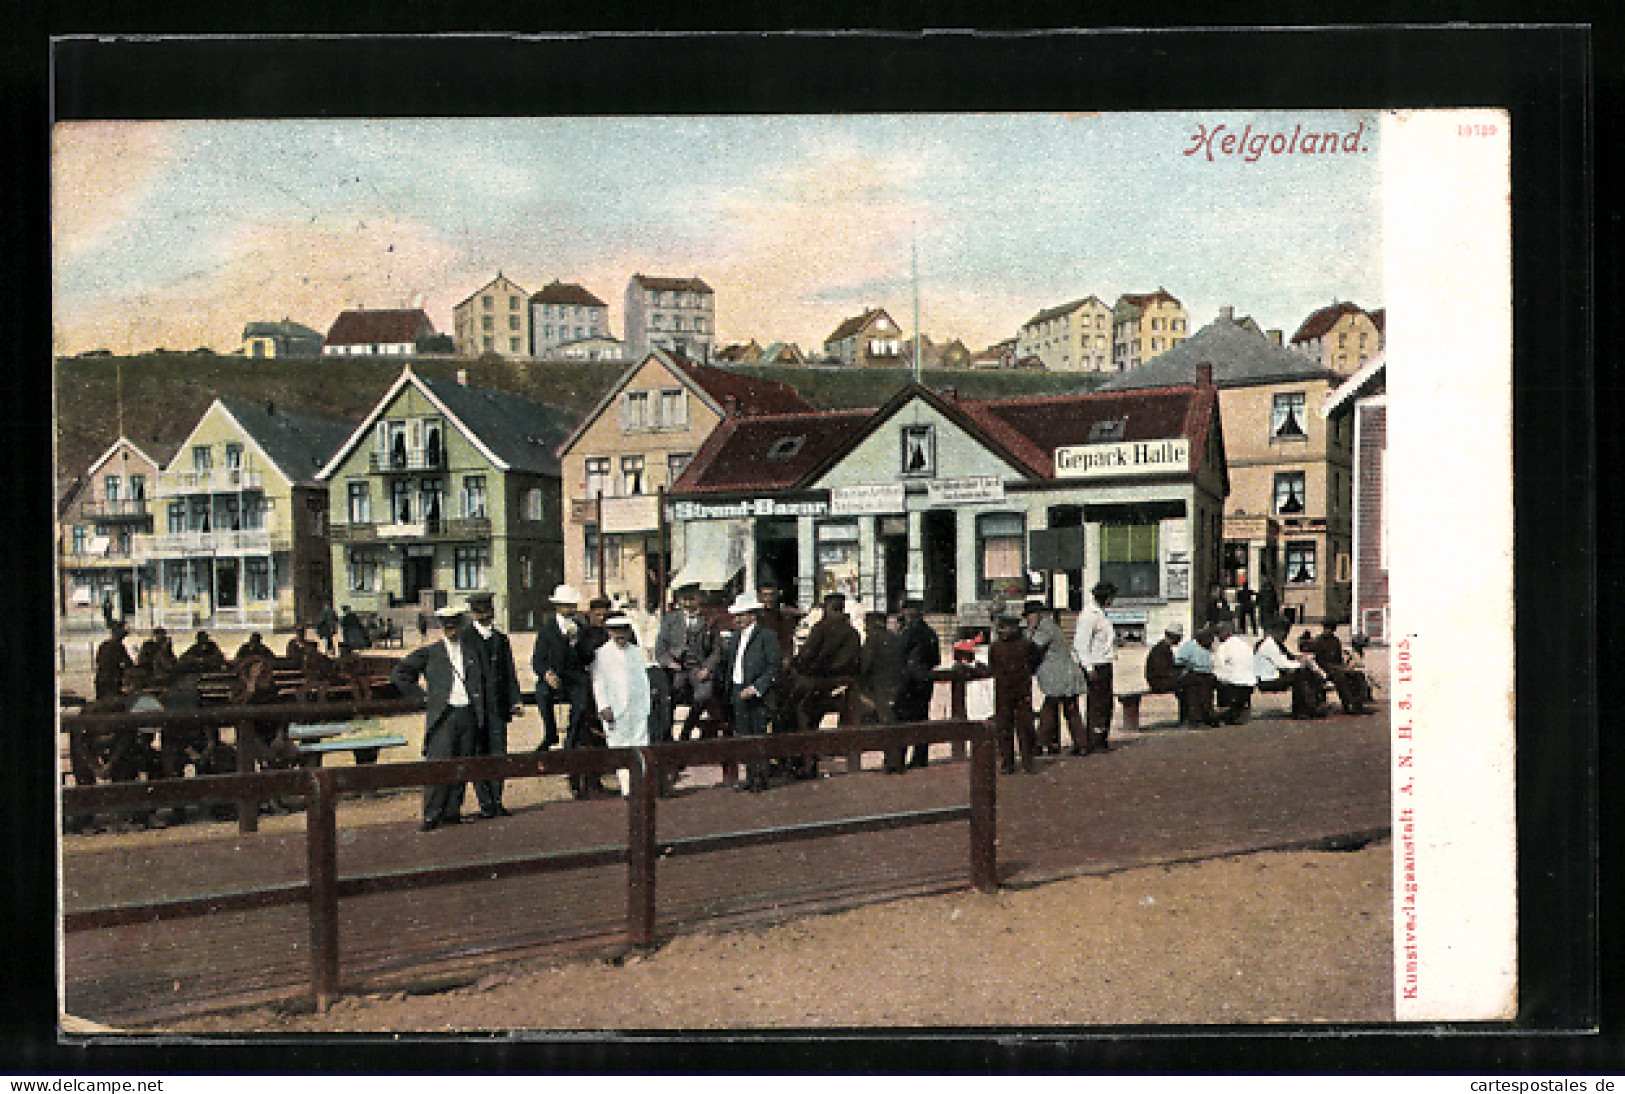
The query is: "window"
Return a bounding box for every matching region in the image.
[225,443,242,469]
[668,452,692,483]
[71,525,86,553]
[509,295,519,310]
[1274,472,1307,515]
[901,425,935,477]
[584,524,620,580]
[482,295,493,309]
[651,313,663,330]
[509,314,521,331]
[348,548,381,592]
[483,336,493,351]
[463,476,488,518]
[1099,522,1160,598]
[510,337,521,352]
[1088,418,1126,442]
[976,512,1027,600]
[1286,541,1317,584]
[102,475,121,502]
[621,455,645,496]
[519,550,534,589]
[188,498,211,532]
[482,315,494,331]
[1271,392,1308,439]
[192,445,212,471]
[129,474,146,500]
[244,557,270,601]
[454,546,490,590]
[524,487,544,521]
[1336,552,1352,583]
[392,480,414,524]
[420,480,444,529]
[165,560,189,599]
[767,436,805,461]
[656,389,688,430]
[621,390,651,431]
[168,501,185,533]
[347,482,371,523]
[585,457,610,498]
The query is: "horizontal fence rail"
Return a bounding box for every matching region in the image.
[62,720,998,1009]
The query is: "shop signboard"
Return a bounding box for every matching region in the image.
[830,483,906,516]
[669,494,830,521]
[1054,438,1190,478]
[926,476,1004,506]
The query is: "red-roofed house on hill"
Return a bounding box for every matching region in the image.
[668,376,1228,636]
[824,307,904,368]
[322,308,437,358]
[624,274,715,363]
[1112,289,1189,372]
[1290,300,1384,376]
[555,349,814,610]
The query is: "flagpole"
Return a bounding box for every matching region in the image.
[912,236,921,384]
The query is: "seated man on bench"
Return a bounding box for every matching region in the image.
[1143,621,1188,724]
[1252,619,1328,719]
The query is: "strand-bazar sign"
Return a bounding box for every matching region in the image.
[669,495,831,521]
[1054,438,1189,478]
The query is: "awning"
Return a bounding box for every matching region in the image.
[670,518,747,591]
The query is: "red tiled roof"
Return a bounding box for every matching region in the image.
[324,309,434,347]
[1291,301,1372,344]
[667,353,814,416]
[672,409,874,494]
[531,281,606,308]
[825,307,895,345]
[631,274,713,294]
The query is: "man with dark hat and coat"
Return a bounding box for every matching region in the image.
[895,599,942,768]
[465,592,523,818]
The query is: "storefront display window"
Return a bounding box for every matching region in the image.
[815,520,861,600]
[1100,523,1160,598]
[977,512,1026,601]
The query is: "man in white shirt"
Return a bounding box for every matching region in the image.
[1071,581,1118,753]
[390,605,487,831]
[1211,621,1258,725]
[592,615,652,797]
[1253,619,1327,719]
[719,594,782,792]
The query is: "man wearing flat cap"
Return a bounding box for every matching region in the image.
[1145,621,1189,723]
[391,604,488,830]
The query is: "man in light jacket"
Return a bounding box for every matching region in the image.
[1071,581,1118,753]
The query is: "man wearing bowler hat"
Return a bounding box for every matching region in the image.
[391,604,488,830]
[466,592,523,818]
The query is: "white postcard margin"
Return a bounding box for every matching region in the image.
[1384,109,1517,1020]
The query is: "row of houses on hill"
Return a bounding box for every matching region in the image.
[61,313,1391,642]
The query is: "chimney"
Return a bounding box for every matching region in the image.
[939,386,957,401]
[1195,362,1214,389]
[1219,306,1234,323]
[265,399,275,417]
[456,369,468,386]
[724,395,740,418]
[1267,329,1283,346]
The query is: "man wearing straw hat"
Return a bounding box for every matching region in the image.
[391,604,488,831]
[718,592,781,793]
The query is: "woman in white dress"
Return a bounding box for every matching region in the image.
[592,614,652,796]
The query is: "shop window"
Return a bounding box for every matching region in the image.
[815,520,861,601]
[585,458,610,499]
[1271,392,1308,440]
[976,512,1027,601]
[347,481,371,524]
[1286,541,1317,584]
[454,546,490,590]
[1274,471,1307,515]
[1099,522,1160,599]
[901,425,935,477]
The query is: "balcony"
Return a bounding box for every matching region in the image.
[331,517,491,544]
[77,498,151,521]
[133,525,288,559]
[158,468,264,493]
[61,542,138,567]
[369,450,448,474]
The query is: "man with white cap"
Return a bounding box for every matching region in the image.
[532,584,587,753]
[591,613,652,797]
[718,592,781,792]
[1144,621,1188,723]
[391,604,488,830]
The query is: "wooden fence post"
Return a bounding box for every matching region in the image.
[626,750,658,948]
[968,721,998,893]
[305,768,340,1009]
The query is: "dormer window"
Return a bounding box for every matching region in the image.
[767,436,805,461]
[1088,419,1127,443]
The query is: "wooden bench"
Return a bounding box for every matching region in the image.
[1116,690,1148,733]
[289,723,407,766]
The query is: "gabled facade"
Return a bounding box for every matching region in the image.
[1324,354,1388,642]
[135,400,353,630]
[1102,313,1353,625]
[530,280,609,357]
[453,273,531,360]
[624,274,715,363]
[554,349,814,610]
[318,368,573,632]
[241,319,323,359]
[322,308,437,358]
[1290,300,1384,376]
[1112,289,1189,372]
[669,376,1228,639]
[57,437,163,630]
[1018,295,1114,372]
[824,307,904,368]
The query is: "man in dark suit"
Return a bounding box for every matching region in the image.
[466,593,523,819]
[719,593,781,792]
[857,611,908,773]
[895,599,942,768]
[654,584,722,741]
[391,605,489,831]
[532,584,599,798]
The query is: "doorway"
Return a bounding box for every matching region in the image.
[882,529,908,614]
[755,519,800,609]
[402,554,434,604]
[215,559,239,611]
[1048,504,1085,610]
[921,509,957,613]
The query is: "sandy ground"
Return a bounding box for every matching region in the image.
[145,842,1390,1032]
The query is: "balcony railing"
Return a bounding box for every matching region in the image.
[158,469,264,493]
[133,526,289,558]
[369,450,447,474]
[331,517,491,544]
[77,499,151,520]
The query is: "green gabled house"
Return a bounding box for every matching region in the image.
[317,367,575,632]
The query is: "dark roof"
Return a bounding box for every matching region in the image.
[1115,289,1183,318]
[1290,301,1372,344]
[1367,308,1386,334]
[324,309,435,347]
[1022,297,1100,328]
[241,319,322,341]
[630,274,713,294]
[667,353,815,416]
[416,375,575,476]
[531,281,606,308]
[672,409,873,495]
[1098,319,1342,392]
[825,307,896,345]
[218,399,355,483]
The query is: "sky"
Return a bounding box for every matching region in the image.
[51,112,1383,357]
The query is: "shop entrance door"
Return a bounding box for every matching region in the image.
[1047,504,1085,610]
[921,509,957,614]
[754,519,800,609]
[882,532,908,613]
